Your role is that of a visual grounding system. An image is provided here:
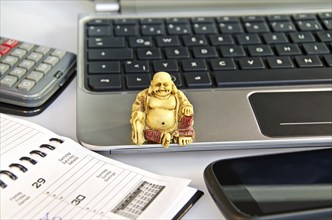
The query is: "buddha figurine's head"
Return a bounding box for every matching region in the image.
[148,72,177,98]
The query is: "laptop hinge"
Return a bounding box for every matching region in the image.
[94,0,120,12]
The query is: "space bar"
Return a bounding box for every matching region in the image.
[215,68,332,87]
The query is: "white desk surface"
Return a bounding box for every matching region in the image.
[1,1,312,219]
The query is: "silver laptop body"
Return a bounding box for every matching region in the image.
[77,0,332,153]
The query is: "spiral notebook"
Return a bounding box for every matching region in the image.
[0,113,203,220]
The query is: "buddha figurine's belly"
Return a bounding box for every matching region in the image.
[146,109,176,131]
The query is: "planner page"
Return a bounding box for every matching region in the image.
[0,114,193,219]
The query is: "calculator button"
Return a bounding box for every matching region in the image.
[0,75,17,87]
[10,48,27,59]
[0,63,10,74]
[9,67,27,79]
[51,50,66,59]
[0,45,11,56]
[43,56,59,66]
[35,63,51,74]
[2,56,19,67]
[27,71,44,82]
[17,79,35,91]
[19,60,35,70]
[3,39,19,48]
[35,46,50,55]
[19,43,34,52]
[27,52,43,62]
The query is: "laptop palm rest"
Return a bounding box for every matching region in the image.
[249,91,332,137]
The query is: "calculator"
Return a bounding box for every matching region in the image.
[0,37,76,116]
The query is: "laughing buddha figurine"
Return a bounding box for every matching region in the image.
[130,72,195,148]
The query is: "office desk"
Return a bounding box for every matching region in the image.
[1,1,312,219]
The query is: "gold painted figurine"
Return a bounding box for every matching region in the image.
[130,72,195,148]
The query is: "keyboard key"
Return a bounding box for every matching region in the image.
[267,57,294,69]
[137,48,162,60]
[114,18,138,25]
[209,35,235,45]
[166,72,183,87]
[275,44,302,56]
[296,20,323,31]
[88,74,122,90]
[295,55,323,67]
[236,34,261,45]
[184,72,212,88]
[322,19,332,30]
[239,57,265,70]
[125,61,150,73]
[165,47,190,59]
[293,14,317,21]
[220,45,246,57]
[317,31,332,42]
[303,43,330,54]
[192,47,218,58]
[88,26,112,37]
[181,60,208,71]
[115,25,138,36]
[129,37,153,47]
[219,22,244,33]
[289,32,315,43]
[210,58,237,70]
[153,60,179,72]
[167,23,192,35]
[193,23,218,34]
[183,36,208,46]
[271,21,296,32]
[88,37,125,48]
[262,33,288,44]
[242,15,265,22]
[140,18,164,25]
[244,21,270,33]
[141,24,165,35]
[88,61,121,74]
[88,49,134,60]
[323,54,332,66]
[156,36,180,47]
[247,45,274,56]
[215,68,332,87]
[126,74,151,89]
[267,15,291,22]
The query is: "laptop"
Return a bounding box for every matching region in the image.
[77,0,332,153]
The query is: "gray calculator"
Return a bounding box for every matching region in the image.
[0,37,76,116]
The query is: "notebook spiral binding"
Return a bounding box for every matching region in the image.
[0,138,64,189]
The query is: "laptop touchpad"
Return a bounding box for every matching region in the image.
[249,91,332,137]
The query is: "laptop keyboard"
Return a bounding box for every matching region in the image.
[83,12,332,91]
